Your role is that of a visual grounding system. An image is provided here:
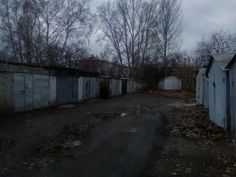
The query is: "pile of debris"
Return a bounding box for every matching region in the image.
[167,105,229,141]
[35,123,89,155]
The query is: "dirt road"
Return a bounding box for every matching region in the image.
[1,93,236,177]
[0,94,183,177]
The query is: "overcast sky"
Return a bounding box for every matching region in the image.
[89,0,236,55]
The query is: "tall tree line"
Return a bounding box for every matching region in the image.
[0,0,182,69]
[0,0,93,66]
[195,30,236,67]
[98,0,182,70]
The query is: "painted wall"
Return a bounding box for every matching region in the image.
[196,73,204,104]
[203,76,209,109]
[196,71,208,108]
[208,61,227,128]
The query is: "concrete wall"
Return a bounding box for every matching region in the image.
[208,61,227,128]
[0,72,13,112]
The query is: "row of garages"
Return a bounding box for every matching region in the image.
[0,63,143,114]
[196,53,236,134]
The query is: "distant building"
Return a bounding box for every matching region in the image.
[159,76,182,91]
[75,59,129,78]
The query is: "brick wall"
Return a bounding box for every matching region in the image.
[0,72,13,113]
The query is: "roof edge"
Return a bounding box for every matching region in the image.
[225,54,236,69]
[206,55,214,77]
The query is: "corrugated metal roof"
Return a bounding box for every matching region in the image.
[212,53,235,70]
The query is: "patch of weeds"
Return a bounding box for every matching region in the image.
[0,139,15,154]
[35,123,89,155]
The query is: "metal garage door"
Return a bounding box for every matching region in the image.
[57,76,78,104]
[83,77,91,100]
[33,75,50,109]
[13,73,50,112]
[100,79,110,99]
[13,73,33,112]
[122,80,127,95]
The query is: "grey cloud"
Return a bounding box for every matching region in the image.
[182,0,236,52]
[89,0,236,54]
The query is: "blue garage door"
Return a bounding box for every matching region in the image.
[33,75,50,109]
[13,73,49,112]
[57,76,78,104]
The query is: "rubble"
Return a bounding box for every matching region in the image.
[166,105,229,141]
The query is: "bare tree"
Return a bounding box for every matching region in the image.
[59,0,93,66]
[135,0,159,65]
[208,30,235,53]
[0,0,93,66]
[0,0,23,62]
[98,0,159,74]
[154,0,182,65]
[195,30,236,67]
[97,1,124,65]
